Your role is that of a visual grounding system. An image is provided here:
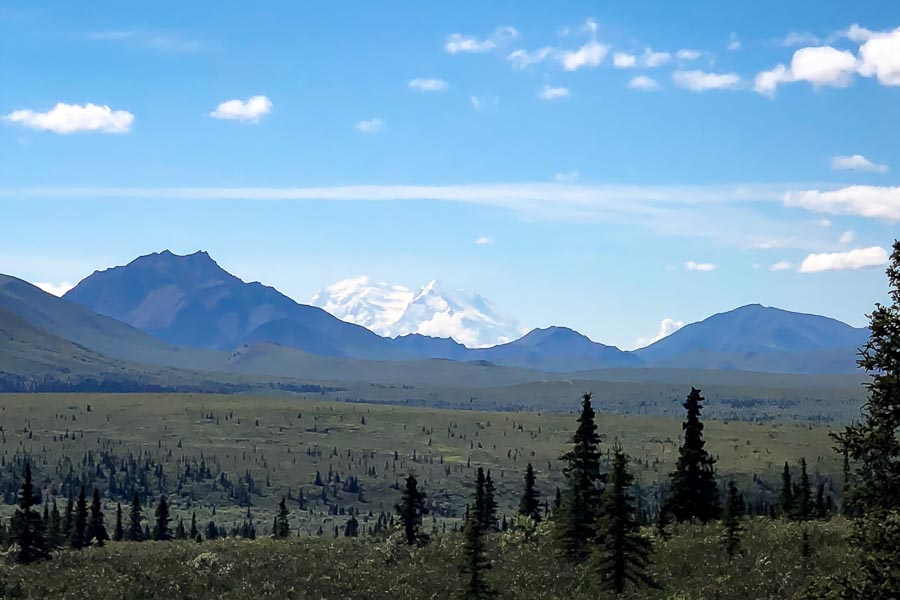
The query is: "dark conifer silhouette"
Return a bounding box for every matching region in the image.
[87,488,109,546]
[460,471,496,600]
[70,486,87,549]
[12,463,51,563]
[274,497,290,538]
[49,499,62,548]
[593,445,657,595]
[663,388,720,523]
[153,496,171,541]
[128,491,144,541]
[113,502,124,542]
[795,458,813,521]
[778,462,794,518]
[344,514,359,537]
[396,474,428,546]
[556,392,603,562]
[721,480,745,557]
[518,463,542,522]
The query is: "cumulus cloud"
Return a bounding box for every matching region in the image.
[507,47,554,69]
[629,76,660,90]
[539,85,570,100]
[676,49,701,60]
[355,117,384,134]
[34,281,75,296]
[799,246,889,273]
[831,154,887,172]
[408,78,448,92]
[209,95,272,123]
[685,260,716,272]
[634,317,685,349]
[858,27,900,86]
[614,48,670,68]
[673,70,741,92]
[784,185,900,221]
[839,230,856,244]
[560,39,609,71]
[613,52,637,68]
[754,46,858,96]
[4,102,134,134]
[475,236,494,245]
[769,261,793,271]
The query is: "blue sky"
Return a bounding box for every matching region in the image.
[2,1,899,349]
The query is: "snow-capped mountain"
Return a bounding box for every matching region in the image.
[310,277,522,348]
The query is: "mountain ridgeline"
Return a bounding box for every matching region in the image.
[0,250,869,382]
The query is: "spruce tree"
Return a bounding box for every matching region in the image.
[556,392,603,562]
[344,514,359,537]
[721,480,745,557]
[153,496,171,541]
[460,470,496,600]
[518,463,541,522]
[395,474,428,546]
[128,491,144,541]
[49,499,62,548]
[778,462,794,518]
[114,502,124,542]
[275,497,290,538]
[795,458,813,521]
[87,488,108,546]
[70,485,87,549]
[836,239,900,513]
[483,471,498,532]
[189,511,198,540]
[12,462,51,563]
[175,519,187,540]
[63,494,74,541]
[663,388,720,523]
[593,445,657,595]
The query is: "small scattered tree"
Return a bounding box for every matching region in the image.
[274,497,290,538]
[12,463,51,563]
[518,463,542,522]
[396,474,428,546]
[344,514,359,537]
[721,480,745,557]
[593,445,657,595]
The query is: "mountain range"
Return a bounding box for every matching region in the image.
[0,250,871,390]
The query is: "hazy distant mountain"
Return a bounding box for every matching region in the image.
[635,304,868,365]
[311,277,522,348]
[64,251,408,359]
[472,326,641,371]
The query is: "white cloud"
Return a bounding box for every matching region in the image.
[781,31,822,47]
[843,24,883,43]
[685,260,716,272]
[560,40,609,71]
[445,33,495,54]
[831,154,887,172]
[672,70,741,92]
[628,76,660,90]
[409,78,448,92]
[634,317,684,349]
[355,117,384,134]
[554,171,580,182]
[799,246,889,273]
[755,46,858,96]
[613,52,636,68]
[507,47,553,69]
[769,260,793,271]
[784,185,900,221]
[817,218,832,228]
[209,95,272,123]
[34,281,75,296]
[539,85,570,100]
[839,230,856,244]
[4,102,134,134]
[676,49,701,60]
[475,236,494,245]
[445,27,518,54]
[858,28,900,86]
[727,32,741,51]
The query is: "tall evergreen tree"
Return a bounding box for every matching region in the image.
[87,488,108,546]
[113,502,124,542]
[836,240,900,514]
[593,445,657,595]
[483,471,498,532]
[12,463,51,564]
[275,497,290,538]
[795,458,813,521]
[175,519,187,540]
[460,469,496,600]
[343,514,359,537]
[663,388,720,523]
[49,499,62,548]
[128,491,144,542]
[63,494,74,541]
[778,462,795,518]
[70,486,87,549]
[721,480,745,557]
[153,496,171,541]
[556,392,603,562]
[518,463,541,522]
[395,474,428,546]
[189,511,198,540]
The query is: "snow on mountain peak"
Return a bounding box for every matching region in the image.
[310,277,522,348]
